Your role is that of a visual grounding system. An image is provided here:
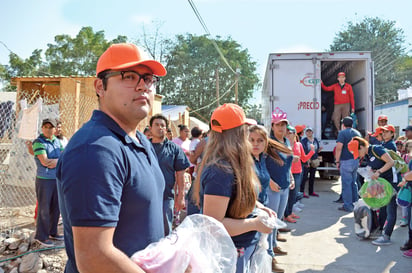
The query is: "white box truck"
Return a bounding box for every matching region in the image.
[262,51,374,179]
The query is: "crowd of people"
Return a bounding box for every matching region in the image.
[26,43,412,273]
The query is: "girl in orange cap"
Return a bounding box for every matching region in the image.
[193,103,277,273]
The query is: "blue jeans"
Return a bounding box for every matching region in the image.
[236,243,258,273]
[34,178,60,241]
[267,187,289,253]
[340,159,359,211]
[163,199,174,236]
[285,173,302,217]
[382,194,397,237]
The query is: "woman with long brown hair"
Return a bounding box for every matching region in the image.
[248,124,292,273]
[193,104,275,273]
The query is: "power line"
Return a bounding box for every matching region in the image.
[189,79,237,114]
[187,0,236,75]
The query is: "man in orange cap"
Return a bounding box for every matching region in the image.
[57,43,167,273]
[377,115,388,127]
[367,115,389,145]
[321,72,355,133]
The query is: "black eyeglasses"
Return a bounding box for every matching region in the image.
[104,71,158,89]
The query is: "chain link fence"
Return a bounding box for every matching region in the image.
[0,84,98,235]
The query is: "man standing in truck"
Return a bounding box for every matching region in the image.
[321,72,355,133]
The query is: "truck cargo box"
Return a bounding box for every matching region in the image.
[262,52,374,178]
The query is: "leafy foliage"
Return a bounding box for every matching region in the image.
[160,34,259,119]
[45,26,127,76]
[329,17,411,104]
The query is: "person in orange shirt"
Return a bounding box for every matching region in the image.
[321,72,355,133]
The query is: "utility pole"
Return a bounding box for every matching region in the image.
[235,67,240,104]
[216,68,220,107]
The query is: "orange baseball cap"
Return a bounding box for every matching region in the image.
[348,139,359,159]
[372,127,384,137]
[295,124,306,134]
[382,124,395,133]
[96,43,167,76]
[378,115,388,121]
[337,72,345,77]
[210,103,256,133]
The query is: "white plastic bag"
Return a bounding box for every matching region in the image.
[357,166,374,181]
[249,209,283,273]
[131,214,237,273]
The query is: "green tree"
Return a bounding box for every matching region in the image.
[244,103,262,124]
[161,34,259,119]
[1,49,47,91]
[329,17,409,104]
[1,26,129,89]
[45,26,127,76]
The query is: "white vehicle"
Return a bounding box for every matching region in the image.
[262,51,374,179]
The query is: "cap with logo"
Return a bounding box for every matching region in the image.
[210,103,256,133]
[42,118,57,128]
[337,72,346,77]
[96,43,167,76]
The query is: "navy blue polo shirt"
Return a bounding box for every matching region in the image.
[253,153,270,206]
[366,145,394,182]
[151,138,190,200]
[266,137,292,189]
[337,128,361,160]
[200,162,260,248]
[56,110,165,273]
[383,140,397,152]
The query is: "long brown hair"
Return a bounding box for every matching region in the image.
[193,124,259,219]
[249,125,292,164]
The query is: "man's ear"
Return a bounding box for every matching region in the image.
[94,78,105,97]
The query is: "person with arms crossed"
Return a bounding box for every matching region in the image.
[33,118,63,247]
[56,43,167,273]
[149,114,190,235]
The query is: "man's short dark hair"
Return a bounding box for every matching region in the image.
[149,114,169,128]
[191,126,202,138]
[342,116,353,128]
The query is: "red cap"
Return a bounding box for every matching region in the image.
[372,127,384,137]
[210,104,256,133]
[295,124,306,134]
[378,115,388,121]
[337,72,345,77]
[96,43,167,76]
[348,139,359,159]
[382,124,395,133]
